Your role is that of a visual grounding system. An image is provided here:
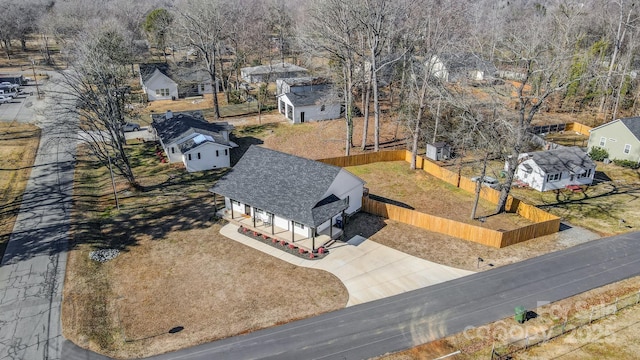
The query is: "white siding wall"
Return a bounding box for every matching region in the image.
[182,143,231,172]
[516,159,595,192]
[324,169,365,214]
[145,71,179,101]
[280,95,341,124]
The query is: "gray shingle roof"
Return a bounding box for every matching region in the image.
[526,147,595,174]
[210,146,362,227]
[241,62,308,76]
[139,63,171,83]
[620,117,640,141]
[152,110,234,146]
[282,88,336,107]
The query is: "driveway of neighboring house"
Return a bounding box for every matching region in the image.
[220,224,474,306]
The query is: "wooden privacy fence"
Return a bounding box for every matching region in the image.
[320,150,560,248]
[565,122,592,136]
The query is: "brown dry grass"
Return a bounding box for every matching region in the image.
[346,161,533,230]
[0,122,40,258]
[378,276,640,360]
[63,143,347,358]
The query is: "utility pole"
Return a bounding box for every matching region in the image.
[30,59,41,99]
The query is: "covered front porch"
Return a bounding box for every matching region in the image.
[217,208,343,252]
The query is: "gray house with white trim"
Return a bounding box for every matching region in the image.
[209,146,365,250]
[587,117,640,163]
[139,63,179,101]
[152,110,237,172]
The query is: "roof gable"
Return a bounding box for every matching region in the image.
[140,63,171,83]
[210,146,361,226]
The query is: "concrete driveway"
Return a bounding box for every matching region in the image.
[220,224,474,306]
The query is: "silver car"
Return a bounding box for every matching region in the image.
[471,175,500,189]
[122,122,141,132]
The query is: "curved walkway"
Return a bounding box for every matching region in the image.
[220,223,474,306]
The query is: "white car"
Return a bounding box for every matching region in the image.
[471,175,500,189]
[0,95,11,104]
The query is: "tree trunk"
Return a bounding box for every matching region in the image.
[371,49,380,152]
[344,60,354,155]
[209,51,221,119]
[361,73,371,150]
[410,71,429,170]
[471,152,490,219]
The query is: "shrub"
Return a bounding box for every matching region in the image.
[588,146,609,161]
[298,248,306,254]
[288,244,295,250]
[613,159,640,169]
[272,238,277,243]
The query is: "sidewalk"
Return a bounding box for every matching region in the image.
[220,224,474,306]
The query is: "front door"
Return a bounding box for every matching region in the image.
[300,111,305,123]
[244,204,251,216]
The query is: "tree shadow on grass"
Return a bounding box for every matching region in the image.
[368,194,414,210]
[342,212,387,240]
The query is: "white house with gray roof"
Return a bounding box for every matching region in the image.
[139,63,179,101]
[152,110,237,172]
[513,147,596,191]
[209,146,365,250]
[276,77,340,124]
[587,117,640,163]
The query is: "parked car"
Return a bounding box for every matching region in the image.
[471,175,500,189]
[0,95,11,104]
[122,122,141,132]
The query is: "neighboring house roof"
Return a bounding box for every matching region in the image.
[282,88,336,107]
[152,110,234,147]
[619,117,640,141]
[279,77,329,87]
[241,62,308,76]
[520,147,595,174]
[431,53,497,79]
[139,63,171,84]
[210,146,364,227]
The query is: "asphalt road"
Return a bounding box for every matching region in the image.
[139,231,639,360]
[0,74,75,360]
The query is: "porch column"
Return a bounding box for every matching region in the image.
[271,214,274,235]
[312,227,316,251]
[230,199,234,219]
[329,219,333,239]
[291,220,295,243]
[253,207,256,228]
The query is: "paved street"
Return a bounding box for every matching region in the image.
[0,75,75,360]
[142,231,640,360]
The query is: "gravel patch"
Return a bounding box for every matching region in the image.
[89,248,120,262]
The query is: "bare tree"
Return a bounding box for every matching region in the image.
[492,1,584,213]
[301,0,359,155]
[50,26,138,187]
[173,0,229,119]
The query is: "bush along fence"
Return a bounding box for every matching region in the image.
[237,226,328,260]
[319,150,560,248]
[491,290,640,359]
